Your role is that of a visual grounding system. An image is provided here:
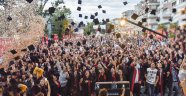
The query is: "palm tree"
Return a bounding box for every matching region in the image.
[51,6,71,39]
[84,22,94,35]
[157,24,167,37]
[169,23,177,29]
[169,23,177,38]
[157,24,165,30]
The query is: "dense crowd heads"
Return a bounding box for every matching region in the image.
[0,28,185,96]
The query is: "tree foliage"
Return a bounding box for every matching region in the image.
[37,0,71,38]
[84,22,94,35]
[157,24,166,30]
[169,23,177,29]
[51,6,71,38]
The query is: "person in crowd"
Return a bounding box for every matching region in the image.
[71,69,81,96]
[178,57,186,96]
[168,61,180,96]
[145,63,159,96]
[156,63,165,96]
[48,74,60,96]
[0,28,185,96]
[98,69,107,82]
[81,70,93,96]
[130,59,142,96]
[162,60,172,95]
[98,88,108,96]
[59,66,69,96]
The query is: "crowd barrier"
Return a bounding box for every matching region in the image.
[95,81,130,96]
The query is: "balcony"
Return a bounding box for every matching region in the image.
[158,19,170,25]
[148,2,160,6]
[179,20,186,26]
[148,19,158,25]
[147,24,158,30]
[170,0,177,2]
[148,13,158,18]
[162,13,171,18]
[158,4,164,9]
[173,14,186,22]
[142,14,148,18]
[148,0,159,3]
[175,1,186,9]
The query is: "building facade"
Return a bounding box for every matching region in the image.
[122,10,135,19]
[157,0,172,28]
[147,0,160,30]
[123,0,186,31]
[173,0,186,29]
[120,10,141,36]
[157,0,186,29]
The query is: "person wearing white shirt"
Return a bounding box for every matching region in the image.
[59,67,69,96]
[145,63,159,96]
[178,58,186,96]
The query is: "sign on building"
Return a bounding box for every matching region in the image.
[0,37,14,56]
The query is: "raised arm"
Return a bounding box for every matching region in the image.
[47,80,51,96]
[120,88,126,96]
[155,75,159,87]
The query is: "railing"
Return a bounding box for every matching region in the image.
[162,13,171,18]
[148,13,158,18]
[95,81,130,96]
[96,81,130,85]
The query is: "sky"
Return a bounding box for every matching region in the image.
[44,0,140,22]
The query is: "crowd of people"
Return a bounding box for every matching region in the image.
[0,28,185,96]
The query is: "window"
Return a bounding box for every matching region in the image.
[164,0,168,2]
[172,1,176,6]
[149,5,158,9]
[0,0,4,4]
[163,8,168,12]
[180,0,186,3]
[149,0,158,3]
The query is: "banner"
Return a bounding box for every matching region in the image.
[53,34,58,41]
[0,38,14,56]
[42,37,45,45]
[62,34,83,41]
[45,36,48,44]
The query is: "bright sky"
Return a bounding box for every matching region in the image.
[44,0,140,22]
